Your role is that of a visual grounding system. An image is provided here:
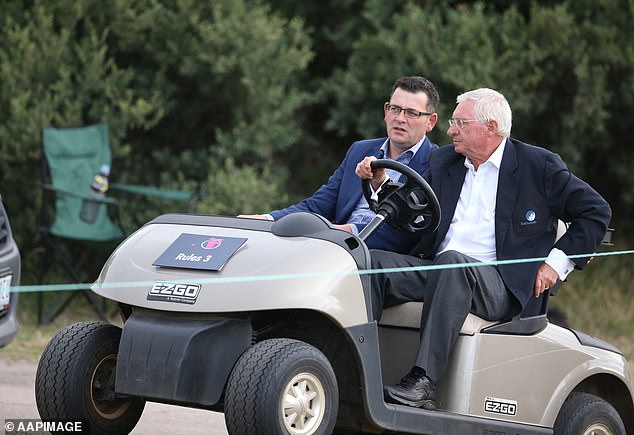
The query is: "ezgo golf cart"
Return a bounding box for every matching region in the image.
[35,160,633,434]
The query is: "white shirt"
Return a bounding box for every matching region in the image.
[437,140,506,262]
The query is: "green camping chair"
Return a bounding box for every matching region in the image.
[37,123,197,324]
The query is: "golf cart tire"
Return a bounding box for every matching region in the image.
[553,392,625,435]
[35,321,145,435]
[225,338,339,435]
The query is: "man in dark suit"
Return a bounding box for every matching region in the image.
[355,88,611,409]
[240,76,439,253]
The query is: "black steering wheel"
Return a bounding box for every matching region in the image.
[361,159,440,235]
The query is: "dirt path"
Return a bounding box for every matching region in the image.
[0,358,228,434]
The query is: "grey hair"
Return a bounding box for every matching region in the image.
[456,88,512,138]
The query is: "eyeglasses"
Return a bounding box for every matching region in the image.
[385,103,433,119]
[448,118,486,129]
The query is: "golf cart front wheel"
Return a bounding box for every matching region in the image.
[225,338,339,435]
[553,392,625,435]
[35,321,145,435]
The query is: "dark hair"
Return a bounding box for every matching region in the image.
[391,76,440,112]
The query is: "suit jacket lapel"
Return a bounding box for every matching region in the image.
[403,137,430,173]
[433,157,466,252]
[495,139,519,253]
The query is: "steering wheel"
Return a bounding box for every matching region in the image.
[361,159,440,234]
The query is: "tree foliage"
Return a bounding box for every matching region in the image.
[320,0,633,227]
[0,0,632,284]
[0,0,167,265]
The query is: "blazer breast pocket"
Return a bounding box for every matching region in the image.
[512,200,548,237]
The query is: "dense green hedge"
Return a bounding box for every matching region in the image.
[1,0,632,284]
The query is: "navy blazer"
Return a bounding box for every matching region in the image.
[270,137,438,253]
[411,138,611,314]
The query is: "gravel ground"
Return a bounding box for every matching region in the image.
[0,357,229,435]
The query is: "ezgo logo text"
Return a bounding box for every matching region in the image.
[484,396,517,416]
[148,282,201,305]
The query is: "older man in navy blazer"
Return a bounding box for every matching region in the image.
[240,76,439,253]
[356,88,611,410]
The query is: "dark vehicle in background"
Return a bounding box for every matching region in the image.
[0,194,20,347]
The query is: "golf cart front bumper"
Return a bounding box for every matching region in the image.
[115,309,252,406]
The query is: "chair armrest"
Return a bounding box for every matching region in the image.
[110,182,193,202]
[41,184,118,204]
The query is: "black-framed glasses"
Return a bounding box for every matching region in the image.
[447,118,486,129]
[385,103,433,119]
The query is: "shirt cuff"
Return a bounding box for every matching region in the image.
[349,224,360,236]
[545,248,575,281]
[263,213,275,221]
[371,177,391,201]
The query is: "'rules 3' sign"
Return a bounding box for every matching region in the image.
[153,233,247,271]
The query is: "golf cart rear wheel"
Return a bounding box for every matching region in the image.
[35,321,145,435]
[553,392,625,435]
[225,338,338,435]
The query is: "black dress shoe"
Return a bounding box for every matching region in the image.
[384,372,437,410]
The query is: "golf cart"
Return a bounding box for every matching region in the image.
[35,160,633,434]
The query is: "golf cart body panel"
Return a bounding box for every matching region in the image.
[93,213,370,328]
[378,311,632,427]
[115,308,252,406]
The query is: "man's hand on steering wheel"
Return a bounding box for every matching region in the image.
[356,157,440,235]
[356,157,386,191]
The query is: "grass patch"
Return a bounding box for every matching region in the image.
[549,253,634,370]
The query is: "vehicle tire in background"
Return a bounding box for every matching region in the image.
[225,338,338,435]
[35,321,145,435]
[553,392,625,435]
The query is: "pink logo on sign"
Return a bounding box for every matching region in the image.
[201,238,223,249]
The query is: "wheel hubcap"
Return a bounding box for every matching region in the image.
[583,423,613,435]
[281,372,326,434]
[90,354,131,419]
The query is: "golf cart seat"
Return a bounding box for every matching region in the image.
[380,303,496,335]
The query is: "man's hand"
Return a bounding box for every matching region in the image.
[534,262,559,296]
[237,214,271,220]
[332,224,353,233]
[355,156,387,191]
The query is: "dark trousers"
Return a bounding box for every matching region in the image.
[370,249,513,384]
